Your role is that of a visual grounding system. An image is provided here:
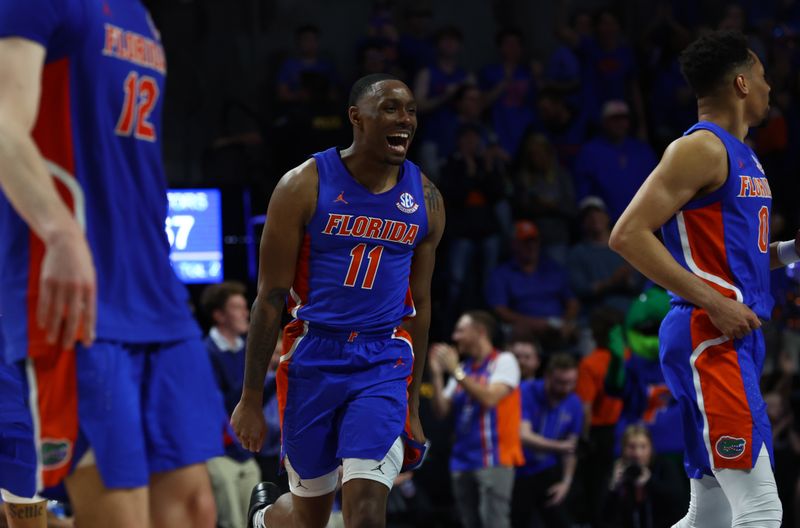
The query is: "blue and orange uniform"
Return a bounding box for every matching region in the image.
[447,350,524,472]
[0,0,223,493]
[277,147,427,479]
[659,121,773,477]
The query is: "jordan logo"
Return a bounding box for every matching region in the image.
[348,331,359,343]
[393,358,405,368]
[296,477,308,489]
[371,461,386,474]
[334,192,349,204]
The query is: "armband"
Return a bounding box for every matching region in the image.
[777,240,800,266]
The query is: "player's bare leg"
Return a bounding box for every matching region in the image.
[150,463,216,528]
[258,491,335,528]
[2,497,46,528]
[65,465,148,528]
[342,478,390,528]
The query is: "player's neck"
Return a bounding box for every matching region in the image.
[696,100,748,141]
[340,148,401,193]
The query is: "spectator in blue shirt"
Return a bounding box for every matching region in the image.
[567,196,643,326]
[511,353,583,528]
[486,220,580,353]
[201,282,262,528]
[573,100,657,221]
[479,28,539,156]
[276,25,339,104]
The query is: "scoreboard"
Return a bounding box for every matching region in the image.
[166,189,223,283]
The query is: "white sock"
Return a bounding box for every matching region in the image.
[253,505,272,528]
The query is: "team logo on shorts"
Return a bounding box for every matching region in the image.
[715,435,746,459]
[41,439,72,469]
[396,192,419,214]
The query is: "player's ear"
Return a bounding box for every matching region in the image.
[348,105,362,129]
[734,73,748,98]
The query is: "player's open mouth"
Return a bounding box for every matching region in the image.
[386,132,410,155]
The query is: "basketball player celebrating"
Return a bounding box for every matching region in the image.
[0,1,224,526]
[610,31,789,527]
[231,73,445,528]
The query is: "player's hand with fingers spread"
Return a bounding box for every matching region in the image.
[37,228,96,350]
[230,397,267,452]
[705,296,761,340]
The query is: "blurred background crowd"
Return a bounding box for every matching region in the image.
[14,0,800,527]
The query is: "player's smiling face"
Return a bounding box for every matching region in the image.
[357,80,417,165]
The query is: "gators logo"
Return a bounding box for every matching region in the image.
[41,439,72,469]
[715,436,746,460]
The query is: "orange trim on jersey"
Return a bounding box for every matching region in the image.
[496,387,525,467]
[276,319,306,432]
[288,234,311,315]
[33,346,79,488]
[27,59,81,356]
[682,205,738,301]
[690,310,753,470]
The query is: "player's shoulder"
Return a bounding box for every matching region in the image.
[275,158,318,195]
[269,157,319,218]
[419,171,444,235]
[664,130,727,163]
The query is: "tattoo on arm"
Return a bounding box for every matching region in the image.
[243,287,287,392]
[7,503,44,519]
[424,180,442,213]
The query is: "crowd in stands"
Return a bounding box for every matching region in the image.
[183,0,800,526]
[225,2,800,526]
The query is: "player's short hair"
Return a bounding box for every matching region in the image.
[200,281,247,318]
[679,30,754,97]
[348,73,400,107]
[545,353,577,374]
[464,310,497,340]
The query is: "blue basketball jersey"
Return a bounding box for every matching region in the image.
[0,0,200,362]
[661,122,773,319]
[289,148,428,331]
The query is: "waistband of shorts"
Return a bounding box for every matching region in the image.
[305,323,399,342]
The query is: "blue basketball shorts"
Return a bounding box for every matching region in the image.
[0,338,225,492]
[659,305,773,479]
[276,320,415,479]
[0,362,38,498]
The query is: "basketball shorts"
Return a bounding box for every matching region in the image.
[277,320,414,480]
[0,362,38,499]
[0,338,225,492]
[659,305,773,478]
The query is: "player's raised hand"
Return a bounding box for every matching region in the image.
[37,229,96,350]
[706,296,761,339]
[231,398,267,452]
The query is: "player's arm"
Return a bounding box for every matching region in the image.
[769,230,800,270]
[609,131,761,339]
[0,37,95,348]
[401,175,445,441]
[232,160,316,452]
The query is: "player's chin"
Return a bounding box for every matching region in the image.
[385,153,407,165]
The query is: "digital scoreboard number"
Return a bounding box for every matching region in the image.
[166,189,223,284]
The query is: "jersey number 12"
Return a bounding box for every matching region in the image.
[344,244,384,289]
[115,71,159,142]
